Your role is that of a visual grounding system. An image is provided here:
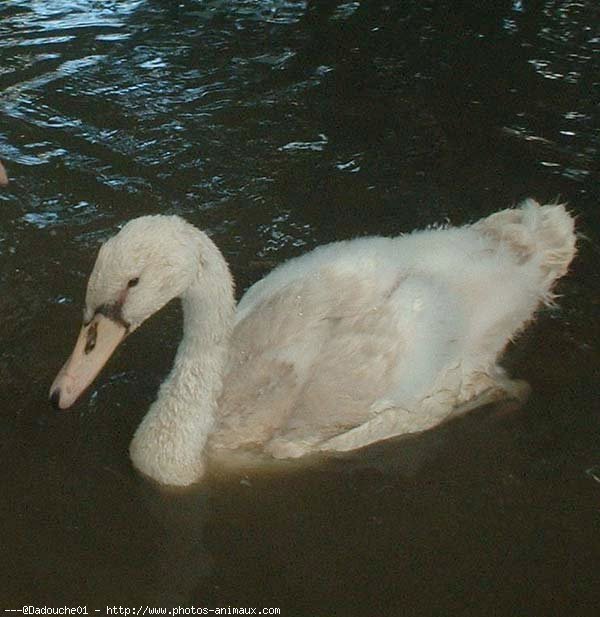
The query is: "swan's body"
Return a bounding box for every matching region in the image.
[50,200,576,486]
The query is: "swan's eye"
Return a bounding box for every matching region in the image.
[127,277,140,288]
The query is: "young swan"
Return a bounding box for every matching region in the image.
[50,200,576,486]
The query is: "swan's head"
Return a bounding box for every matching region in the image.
[86,216,202,329]
[49,215,202,410]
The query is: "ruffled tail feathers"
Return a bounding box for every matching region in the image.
[473,199,577,299]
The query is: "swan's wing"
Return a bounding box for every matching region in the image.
[213,265,408,451]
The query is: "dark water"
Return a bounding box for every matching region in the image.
[1,0,599,613]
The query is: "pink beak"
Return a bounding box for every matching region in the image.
[49,314,128,409]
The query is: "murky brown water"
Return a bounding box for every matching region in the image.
[1,0,599,613]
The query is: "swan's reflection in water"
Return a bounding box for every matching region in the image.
[132,395,522,606]
[133,481,212,606]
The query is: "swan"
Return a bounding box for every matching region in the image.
[49,199,576,486]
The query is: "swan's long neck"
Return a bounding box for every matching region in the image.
[129,234,235,486]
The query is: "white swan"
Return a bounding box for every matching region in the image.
[49,199,576,486]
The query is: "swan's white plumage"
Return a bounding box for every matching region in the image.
[50,199,576,486]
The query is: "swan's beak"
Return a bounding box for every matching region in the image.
[49,314,128,410]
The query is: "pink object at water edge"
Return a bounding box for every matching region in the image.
[0,160,8,186]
